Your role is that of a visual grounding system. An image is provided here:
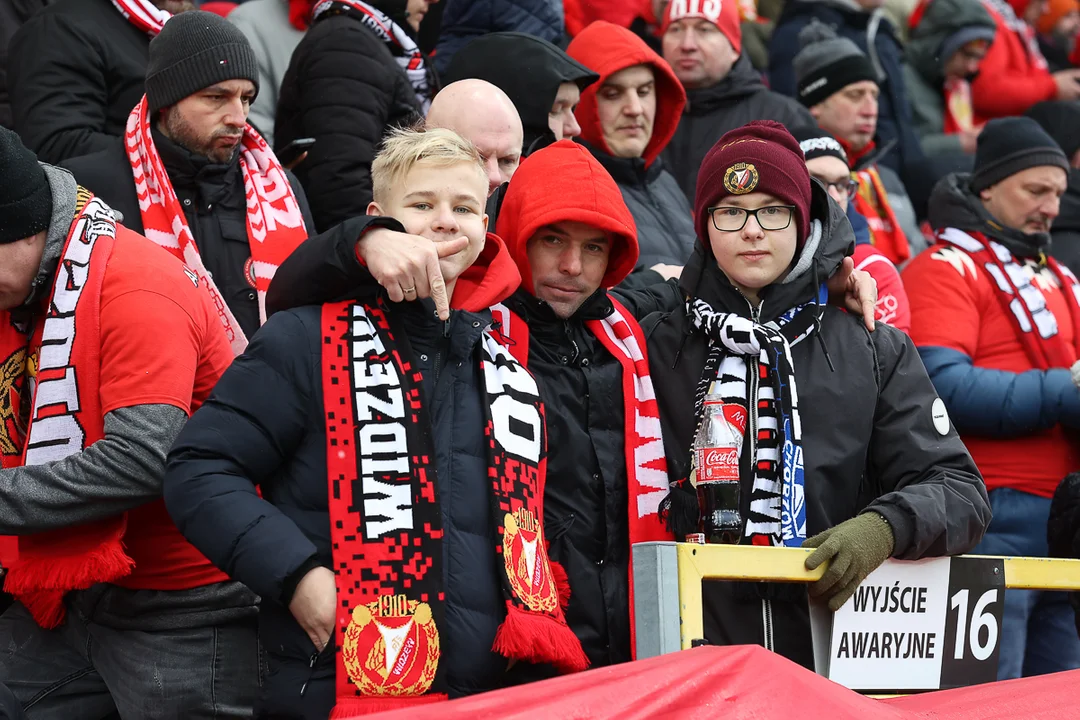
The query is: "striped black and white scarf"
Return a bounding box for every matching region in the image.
[688,294,823,547]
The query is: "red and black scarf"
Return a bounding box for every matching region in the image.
[940,228,1080,369]
[490,297,673,659]
[0,192,135,629]
[843,141,911,266]
[322,300,587,717]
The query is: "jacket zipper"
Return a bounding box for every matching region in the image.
[761,599,775,653]
[432,315,451,388]
[300,649,320,696]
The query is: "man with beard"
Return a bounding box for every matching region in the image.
[904,116,1080,679]
[7,0,196,164]
[65,11,313,347]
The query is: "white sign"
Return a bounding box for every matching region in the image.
[811,556,1004,692]
[828,557,951,690]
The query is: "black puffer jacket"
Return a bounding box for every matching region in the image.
[7,0,148,164]
[662,56,814,203]
[586,144,697,270]
[0,0,51,129]
[165,216,526,717]
[63,129,314,339]
[643,182,990,666]
[275,2,427,232]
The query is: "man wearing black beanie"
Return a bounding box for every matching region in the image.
[905,116,1080,682]
[0,124,263,716]
[65,10,314,342]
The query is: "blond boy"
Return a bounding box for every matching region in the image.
[164,128,585,716]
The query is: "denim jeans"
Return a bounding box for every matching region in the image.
[973,488,1080,680]
[0,583,260,719]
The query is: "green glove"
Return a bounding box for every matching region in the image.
[803,512,895,612]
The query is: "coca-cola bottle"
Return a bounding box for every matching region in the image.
[692,394,745,544]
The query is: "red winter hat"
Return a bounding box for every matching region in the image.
[497,140,639,292]
[662,0,743,56]
[694,120,812,246]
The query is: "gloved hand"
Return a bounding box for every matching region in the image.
[803,512,895,611]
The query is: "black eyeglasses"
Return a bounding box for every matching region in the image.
[708,205,796,232]
[814,177,860,199]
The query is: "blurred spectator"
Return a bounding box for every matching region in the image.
[276,0,434,232]
[904,0,996,157]
[444,32,599,156]
[0,124,260,719]
[0,0,51,130]
[793,125,912,331]
[1047,472,1080,638]
[1026,100,1080,274]
[426,79,524,196]
[565,0,654,36]
[794,20,925,264]
[227,0,310,145]
[972,0,1080,119]
[200,0,237,13]
[435,0,561,77]
[64,10,313,343]
[660,0,813,202]
[7,0,194,164]
[1037,0,1080,68]
[567,21,695,285]
[769,0,926,189]
[904,116,1080,680]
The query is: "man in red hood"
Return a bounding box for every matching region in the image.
[566,21,697,288]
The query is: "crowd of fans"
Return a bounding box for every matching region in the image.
[1,0,1080,717]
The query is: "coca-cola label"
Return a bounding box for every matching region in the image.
[698,445,739,483]
[696,400,747,485]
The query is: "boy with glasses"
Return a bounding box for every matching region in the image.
[794,125,911,331]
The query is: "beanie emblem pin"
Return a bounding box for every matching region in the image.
[723,163,759,195]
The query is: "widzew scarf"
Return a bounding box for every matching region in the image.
[940,227,1080,369]
[322,300,587,717]
[943,78,977,135]
[687,295,823,547]
[110,0,170,35]
[312,0,432,112]
[490,297,673,658]
[0,192,135,629]
[125,96,308,355]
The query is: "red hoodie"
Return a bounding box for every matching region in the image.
[450,233,522,311]
[971,0,1056,120]
[566,21,687,168]
[563,0,656,37]
[496,140,639,289]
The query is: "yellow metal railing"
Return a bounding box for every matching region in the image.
[673,544,1080,651]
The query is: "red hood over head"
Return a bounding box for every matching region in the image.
[567,21,687,167]
[450,232,522,312]
[496,140,639,293]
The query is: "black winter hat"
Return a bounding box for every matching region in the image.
[0,127,52,245]
[793,19,877,108]
[971,117,1070,193]
[791,125,849,166]
[145,10,259,115]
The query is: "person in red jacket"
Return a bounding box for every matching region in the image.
[793,126,912,332]
[972,0,1080,120]
[904,116,1080,679]
[0,127,258,717]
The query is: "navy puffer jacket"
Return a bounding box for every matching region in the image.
[434,0,564,77]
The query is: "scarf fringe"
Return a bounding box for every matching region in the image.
[329,693,448,718]
[660,481,699,539]
[7,543,134,629]
[492,603,590,674]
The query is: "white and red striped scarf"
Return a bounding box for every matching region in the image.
[491,296,672,658]
[124,95,308,355]
[111,0,171,35]
[311,0,432,112]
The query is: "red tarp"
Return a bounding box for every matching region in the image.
[356,646,1080,720]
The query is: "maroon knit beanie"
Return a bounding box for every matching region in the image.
[694,120,812,248]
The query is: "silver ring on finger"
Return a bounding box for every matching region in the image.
[403,286,417,295]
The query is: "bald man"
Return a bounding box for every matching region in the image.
[426,79,524,195]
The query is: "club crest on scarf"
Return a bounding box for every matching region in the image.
[342,595,440,697]
[502,509,557,614]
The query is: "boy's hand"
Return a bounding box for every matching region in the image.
[356,229,470,320]
[827,257,877,332]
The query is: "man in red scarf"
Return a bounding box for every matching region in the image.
[0,126,260,717]
[64,10,313,352]
[905,117,1080,680]
[793,19,926,267]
